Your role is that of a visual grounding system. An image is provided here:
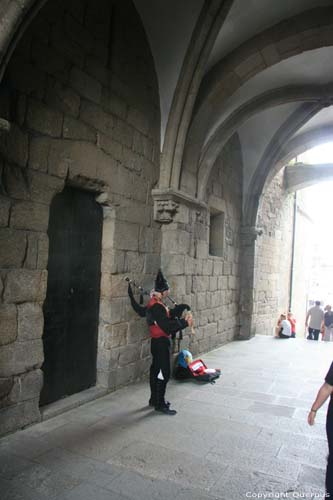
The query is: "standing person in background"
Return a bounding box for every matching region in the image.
[308,361,333,498]
[324,305,333,342]
[287,311,296,338]
[306,301,324,341]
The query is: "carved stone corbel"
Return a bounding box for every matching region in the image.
[154,198,179,223]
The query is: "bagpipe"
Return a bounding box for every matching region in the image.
[125,277,194,347]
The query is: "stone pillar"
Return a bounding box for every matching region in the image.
[153,189,232,355]
[238,225,262,340]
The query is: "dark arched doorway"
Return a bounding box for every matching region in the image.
[40,186,103,406]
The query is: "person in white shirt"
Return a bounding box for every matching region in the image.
[275,313,292,339]
[306,301,324,341]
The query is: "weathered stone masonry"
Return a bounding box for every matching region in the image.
[0,0,160,435]
[154,134,243,354]
[0,0,301,438]
[255,169,294,336]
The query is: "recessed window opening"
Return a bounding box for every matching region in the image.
[209,209,225,257]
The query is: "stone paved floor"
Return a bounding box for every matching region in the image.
[1,335,333,500]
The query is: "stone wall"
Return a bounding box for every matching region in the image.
[0,0,160,435]
[158,134,242,355]
[255,168,294,336]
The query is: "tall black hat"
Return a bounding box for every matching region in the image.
[154,269,169,292]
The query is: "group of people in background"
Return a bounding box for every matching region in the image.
[274,301,333,341]
[274,311,296,338]
[306,301,333,341]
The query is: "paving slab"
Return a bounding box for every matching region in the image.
[1,335,333,499]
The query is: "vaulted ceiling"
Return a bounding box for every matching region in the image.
[133,0,333,218]
[1,0,333,220]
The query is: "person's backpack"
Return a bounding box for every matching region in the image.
[174,349,221,383]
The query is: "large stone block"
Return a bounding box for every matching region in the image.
[80,99,114,135]
[3,164,30,201]
[112,118,133,149]
[0,378,13,406]
[144,227,161,254]
[202,259,213,276]
[122,147,142,173]
[101,249,125,274]
[0,196,10,227]
[101,322,128,349]
[124,252,144,274]
[0,399,41,436]
[118,344,141,367]
[115,365,135,387]
[18,303,44,341]
[70,67,102,104]
[168,275,186,298]
[195,240,208,259]
[13,369,43,402]
[0,340,44,377]
[101,88,127,120]
[10,201,49,231]
[0,305,17,346]
[48,140,110,180]
[45,79,81,117]
[162,229,190,255]
[192,275,210,292]
[196,292,207,311]
[0,228,26,268]
[63,116,96,142]
[29,136,52,172]
[161,254,185,276]
[27,99,63,137]
[0,124,28,168]
[3,269,47,304]
[213,260,223,275]
[113,221,139,251]
[28,170,64,205]
[105,297,129,324]
[127,319,148,344]
[15,339,44,374]
[127,107,149,135]
[143,253,160,274]
[98,133,123,162]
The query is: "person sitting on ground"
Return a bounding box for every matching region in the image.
[306,300,324,341]
[275,313,292,339]
[323,305,333,342]
[287,311,296,338]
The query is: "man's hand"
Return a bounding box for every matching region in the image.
[185,312,193,327]
[308,410,316,426]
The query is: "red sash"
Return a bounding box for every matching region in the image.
[147,297,170,339]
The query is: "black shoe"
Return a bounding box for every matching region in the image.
[149,399,170,407]
[155,405,177,415]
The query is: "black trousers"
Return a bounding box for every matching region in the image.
[307,327,320,340]
[327,413,333,497]
[149,336,171,407]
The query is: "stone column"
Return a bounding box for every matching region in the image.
[238,225,262,340]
